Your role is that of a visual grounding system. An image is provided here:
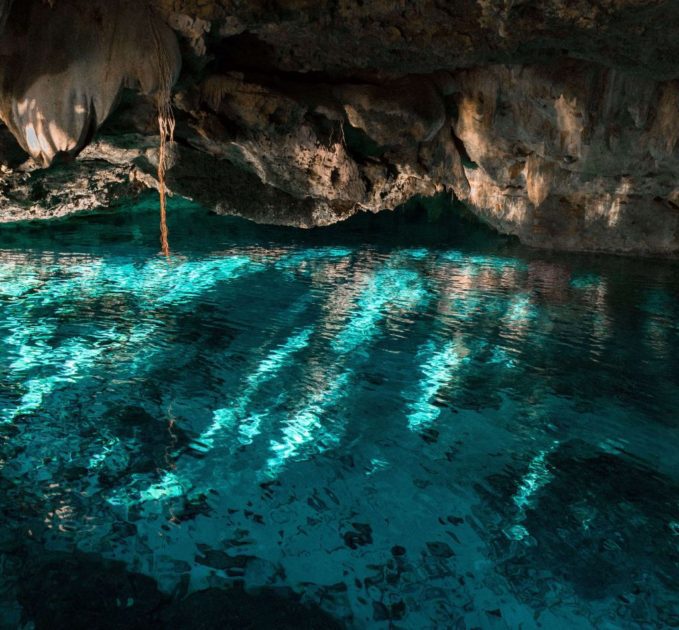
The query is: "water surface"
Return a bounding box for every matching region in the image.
[1,198,678,628]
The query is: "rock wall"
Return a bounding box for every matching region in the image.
[0,0,677,255]
[454,64,679,253]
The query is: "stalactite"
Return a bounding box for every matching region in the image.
[0,0,181,234]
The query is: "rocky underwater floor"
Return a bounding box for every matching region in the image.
[0,199,678,629]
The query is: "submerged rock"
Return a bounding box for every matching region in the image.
[161,586,343,629]
[479,440,679,623]
[15,550,342,629]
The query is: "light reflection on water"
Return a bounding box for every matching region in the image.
[0,200,678,628]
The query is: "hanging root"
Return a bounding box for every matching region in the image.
[149,6,176,258]
[157,101,175,258]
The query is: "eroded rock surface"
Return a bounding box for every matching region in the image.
[0,0,677,255]
[454,63,679,253]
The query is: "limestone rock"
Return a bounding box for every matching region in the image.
[0,0,677,255]
[0,0,180,166]
[453,63,679,254]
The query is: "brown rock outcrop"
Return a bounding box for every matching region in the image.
[454,63,679,253]
[0,0,677,255]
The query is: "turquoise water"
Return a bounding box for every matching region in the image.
[1,198,678,628]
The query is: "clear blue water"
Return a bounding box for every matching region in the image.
[1,198,678,628]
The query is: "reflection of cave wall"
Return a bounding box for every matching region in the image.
[0,0,678,255]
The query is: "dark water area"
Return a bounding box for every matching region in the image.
[0,196,678,628]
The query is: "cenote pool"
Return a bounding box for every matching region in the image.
[0,198,678,629]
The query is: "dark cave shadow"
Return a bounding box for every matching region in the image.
[10,546,342,630]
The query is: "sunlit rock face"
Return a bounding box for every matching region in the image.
[0,0,180,166]
[454,63,679,254]
[0,0,678,254]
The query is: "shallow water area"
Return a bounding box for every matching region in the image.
[0,198,678,628]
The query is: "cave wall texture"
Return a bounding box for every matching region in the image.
[0,0,678,255]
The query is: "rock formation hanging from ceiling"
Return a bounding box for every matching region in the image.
[0,0,181,165]
[0,0,677,255]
